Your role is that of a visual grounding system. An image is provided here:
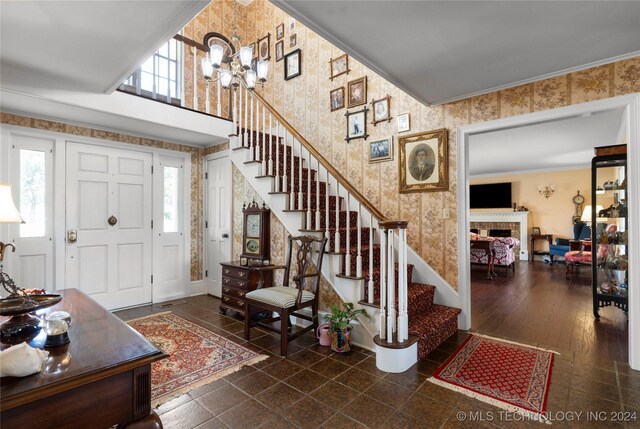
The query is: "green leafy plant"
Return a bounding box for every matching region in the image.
[323,302,370,332]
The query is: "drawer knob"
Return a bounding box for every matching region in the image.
[239,272,245,277]
[239,291,245,297]
[238,300,244,306]
[224,269,229,274]
[223,297,229,302]
[238,282,245,288]
[224,287,230,293]
[224,278,229,283]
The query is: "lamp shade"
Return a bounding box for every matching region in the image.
[245,70,256,89]
[220,70,232,88]
[257,60,268,81]
[201,55,213,80]
[209,45,224,68]
[0,184,23,223]
[239,46,252,69]
[581,205,604,223]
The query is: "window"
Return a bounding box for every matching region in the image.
[163,166,179,233]
[19,149,46,237]
[121,38,182,103]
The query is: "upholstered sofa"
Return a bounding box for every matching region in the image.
[470,232,520,276]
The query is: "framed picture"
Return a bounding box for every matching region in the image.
[289,17,296,32]
[284,49,301,80]
[531,227,541,235]
[399,128,448,193]
[329,54,349,81]
[347,76,367,108]
[330,87,345,111]
[397,113,410,133]
[251,57,257,73]
[257,33,270,61]
[369,137,393,163]
[203,32,235,64]
[275,40,284,62]
[276,23,284,40]
[371,95,392,125]
[290,33,297,48]
[345,107,369,142]
[249,42,256,59]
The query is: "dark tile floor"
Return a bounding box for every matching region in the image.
[115,294,640,429]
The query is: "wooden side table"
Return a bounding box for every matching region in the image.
[530,234,553,261]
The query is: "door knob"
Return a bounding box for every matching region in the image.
[67,229,77,244]
[222,233,229,238]
[108,215,118,226]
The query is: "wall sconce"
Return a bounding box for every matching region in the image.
[538,184,555,198]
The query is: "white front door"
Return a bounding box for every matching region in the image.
[65,142,152,310]
[206,157,231,297]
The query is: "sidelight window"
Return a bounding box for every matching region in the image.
[19,149,46,237]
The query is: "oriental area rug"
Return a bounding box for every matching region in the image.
[429,334,556,423]
[128,311,267,407]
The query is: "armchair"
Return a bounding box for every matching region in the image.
[470,232,520,276]
[549,222,591,264]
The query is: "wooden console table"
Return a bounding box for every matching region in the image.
[530,233,553,262]
[0,288,166,429]
[470,239,496,279]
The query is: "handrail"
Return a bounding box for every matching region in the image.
[173,34,207,53]
[252,91,398,224]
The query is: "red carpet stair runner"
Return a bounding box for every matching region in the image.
[238,130,461,359]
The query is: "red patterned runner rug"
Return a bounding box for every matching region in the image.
[429,334,556,423]
[128,312,267,407]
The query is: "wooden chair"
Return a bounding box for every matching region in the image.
[244,235,327,356]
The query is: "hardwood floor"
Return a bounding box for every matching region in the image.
[471,259,629,363]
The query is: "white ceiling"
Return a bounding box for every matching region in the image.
[276,0,640,105]
[468,108,625,177]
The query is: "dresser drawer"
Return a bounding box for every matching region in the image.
[222,276,248,289]
[221,266,249,280]
[221,295,245,311]
[222,285,248,299]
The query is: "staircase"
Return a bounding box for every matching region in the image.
[230,88,461,371]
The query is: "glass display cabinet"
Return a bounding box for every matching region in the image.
[591,153,628,318]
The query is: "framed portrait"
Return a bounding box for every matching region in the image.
[257,33,270,61]
[289,17,296,32]
[397,113,410,133]
[347,76,367,108]
[329,54,349,81]
[345,107,369,142]
[369,137,393,163]
[399,128,448,193]
[330,87,345,112]
[203,32,235,64]
[275,40,284,62]
[284,49,301,80]
[290,33,297,48]
[249,42,256,59]
[531,227,541,235]
[276,23,284,40]
[371,95,392,125]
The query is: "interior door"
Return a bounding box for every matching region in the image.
[65,142,152,310]
[206,157,231,297]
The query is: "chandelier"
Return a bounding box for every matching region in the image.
[201,0,268,90]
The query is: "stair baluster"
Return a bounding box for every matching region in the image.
[243,86,248,147]
[289,131,294,210]
[379,228,387,340]
[368,214,374,304]
[232,86,237,136]
[306,146,312,227]
[356,202,362,277]
[262,102,267,173]
[398,227,408,342]
[324,166,330,239]
[238,86,243,144]
[297,139,303,210]
[345,193,351,276]
[275,120,280,190]
[334,181,340,253]
[253,96,258,161]
[315,158,321,230]
[386,225,395,341]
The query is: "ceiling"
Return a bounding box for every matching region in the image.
[276,0,640,105]
[468,108,625,177]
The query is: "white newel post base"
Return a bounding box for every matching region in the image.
[375,343,417,373]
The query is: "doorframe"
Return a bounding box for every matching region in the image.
[457,93,640,370]
[203,149,231,296]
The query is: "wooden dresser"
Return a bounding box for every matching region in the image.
[220,261,274,316]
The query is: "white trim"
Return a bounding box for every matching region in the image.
[203,148,230,161]
[190,280,205,296]
[469,163,591,179]
[457,93,640,371]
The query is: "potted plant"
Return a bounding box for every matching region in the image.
[323,303,370,353]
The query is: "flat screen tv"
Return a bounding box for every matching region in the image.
[470,182,512,209]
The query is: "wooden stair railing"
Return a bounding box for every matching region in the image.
[231,85,411,344]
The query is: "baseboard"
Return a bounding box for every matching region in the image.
[190,280,205,296]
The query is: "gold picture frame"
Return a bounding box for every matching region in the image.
[399,128,449,193]
[347,76,367,108]
[330,87,345,111]
[329,54,349,80]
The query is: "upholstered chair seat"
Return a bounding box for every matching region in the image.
[245,286,314,308]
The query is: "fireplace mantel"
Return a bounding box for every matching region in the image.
[469,211,529,260]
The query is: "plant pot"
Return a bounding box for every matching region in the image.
[330,327,352,353]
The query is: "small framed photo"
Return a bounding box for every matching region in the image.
[276,23,284,40]
[397,113,410,133]
[240,257,248,266]
[329,54,349,81]
[289,17,296,32]
[284,49,301,80]
[249,42,256,57]
[290,33,297,48]
[275,40,284,62]
[258,33,270,61]
[345,107,369,142]
[371,95,392,125]
[369,137,393,163]
[330,87,345,111]
[531,227,541,235]
[347,76,367,108]
[399,128,448,193]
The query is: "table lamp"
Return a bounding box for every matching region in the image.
[580,205,605,224]
[0,184,62,343]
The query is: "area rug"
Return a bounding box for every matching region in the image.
[128,311,267,407]
[429,334,556,423]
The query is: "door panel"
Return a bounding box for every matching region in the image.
[206,157,231,297]
[66,142,152,310]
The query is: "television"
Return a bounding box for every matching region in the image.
[470,182,512,209]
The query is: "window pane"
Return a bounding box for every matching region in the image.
[20,150,46,237]
[157,58,169,78]
[163,167,179,233]
[156,77,168,96]
[158,42,168,57]
[141,57,154,73]
[140,72,154,92]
